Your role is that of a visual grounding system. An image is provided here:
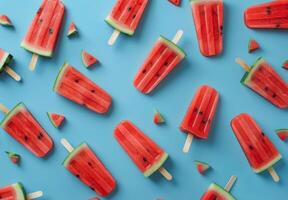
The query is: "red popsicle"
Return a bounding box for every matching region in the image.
[180,85,219,153]
[114,120,172,180]
[231,113,282,182]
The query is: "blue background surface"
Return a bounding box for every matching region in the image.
[0,0,287,199]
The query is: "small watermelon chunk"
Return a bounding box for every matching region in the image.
[81,50,98,68]
[5,151,21,164]
[0,15,13,26]
[282,60,288,70]
[195,160,210,174]
[47,112,65,128]
[154,110,165,125]
[248,39,260,53]
[67,22,78,37]
[168,0,181,6]
[276,129,288,141]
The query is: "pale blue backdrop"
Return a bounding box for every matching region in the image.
[0,0,287,199]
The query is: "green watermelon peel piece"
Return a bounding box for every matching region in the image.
[207,183,236,200]
[159,36,186,58]
[240,57,263,85]
[105,16,134,36]
[0,103,25,127]
[144,152,169,177]
[0,51,13,73]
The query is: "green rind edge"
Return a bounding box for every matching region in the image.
[275,129,288,133]
[208,183,236,200]
[47,112,58,128]
[20,42,52,57]
[105,16,134,36]
[0,52,13,73]
[143,152,169,177]
[13,182,26,200]
[240,57,263,85]
[62,143,86,167]
[0,103,25,127]
[159,36,186,58]
[253,154,282,173]
[195,160,210,170]
[53,63,69,92]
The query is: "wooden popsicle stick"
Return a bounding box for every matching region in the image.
[235,58,251,72]
[4,66,21,81]
[0,104,10,114]
[29,54,39,71]
[61,138,74,153]
[172,30,184,45]
[108,30,120,46]
[224,175,237,192]
[268,167,280,182]
[26,191,43,200]
[183,133,193,154]
[158,167,173,181]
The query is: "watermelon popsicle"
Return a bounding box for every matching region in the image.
[191,0,224,57]
[245,1,288,29]
[21,0,65,71]
[231,113,282,182]
[0,103,54,158]
[105,0,149,45]
[133,30,186,94]
[235,58,288,109]
[114,120,172,180]
[61,139,116,197]
[0,182,43,200]
[0,48,21,81]
[180,85,219,153]
[201,176,237,200]
[53,63,112,114]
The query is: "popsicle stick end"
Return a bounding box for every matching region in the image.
[182,134,193,153]
[26,191,43,200]
[159,167,173,181]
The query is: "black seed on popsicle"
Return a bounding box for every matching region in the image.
[38,133,43,140]
[201,120,207,124]
[37,8,42,14]
[143,157,147,162]
[272,93,277,98]
[199,111,203,115]
[264,87,269,91]
[142,69,146,73]
[128,7,132,11]
[132,14,136,19]
[249,145,254,150]
[75,79,79,83]
[276,24,281,28]
[24,136,29,141]
[91,90,95,93]
[90,187,95,191]
[156,73,160,77]
[88,162,93,167]
[76,174,80,178]
[39,19,43,23]
[164,62,168,66]
[262,132,265,136]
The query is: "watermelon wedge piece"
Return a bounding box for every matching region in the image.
[282,60,288,70]
[47,112,65,128]
[245,1,288,29]
[67,22,78,37]
[5,151,21,165]
[154,110,165,125]
[195,160,210,174]
[0,183,26,200]
[168,0,181,6]
[191,0,224,57]
[0,15,13,26]
[81,50,98,68]
[275,129,288,141]
[248,39,260,53]
[53,63,112,114]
